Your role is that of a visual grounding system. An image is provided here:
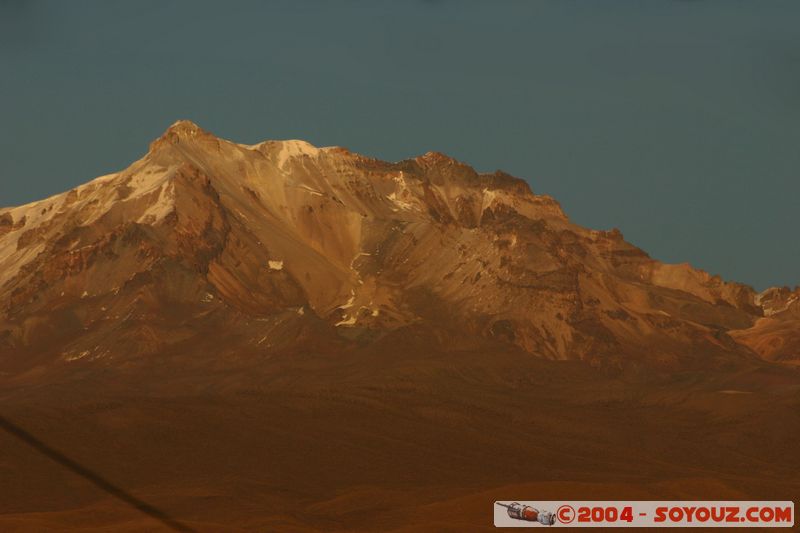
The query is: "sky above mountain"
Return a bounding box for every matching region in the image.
[0,0,798,290]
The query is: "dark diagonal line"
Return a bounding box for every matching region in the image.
[0,415,195,532]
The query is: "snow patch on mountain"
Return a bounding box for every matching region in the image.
[137,180,176,223]
[387,192,414,211]
[275,140,321,169]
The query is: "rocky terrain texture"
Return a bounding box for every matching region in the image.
[731,286,800,363]
[0,122,797,532]
[0,120,794,373]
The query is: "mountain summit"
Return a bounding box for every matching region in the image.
[0,122,795,372]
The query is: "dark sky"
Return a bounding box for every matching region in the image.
[1,1,798,290]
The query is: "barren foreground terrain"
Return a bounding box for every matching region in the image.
[1,335,798,531]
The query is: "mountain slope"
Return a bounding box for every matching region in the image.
[730,286,800,363]
[0,121,791,373]
[2,121,799,532]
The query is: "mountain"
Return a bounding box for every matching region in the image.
[0,121,796,374]
[0,120,790,373]
[731,286,800,363]
[1,122,799,532]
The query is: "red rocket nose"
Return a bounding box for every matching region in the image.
[523,507,538,520]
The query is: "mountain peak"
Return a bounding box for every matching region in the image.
[415,151,460,166]
[166,119,204,135]
[149,119,215,153]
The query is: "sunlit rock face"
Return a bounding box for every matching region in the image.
[0,120,792,371]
